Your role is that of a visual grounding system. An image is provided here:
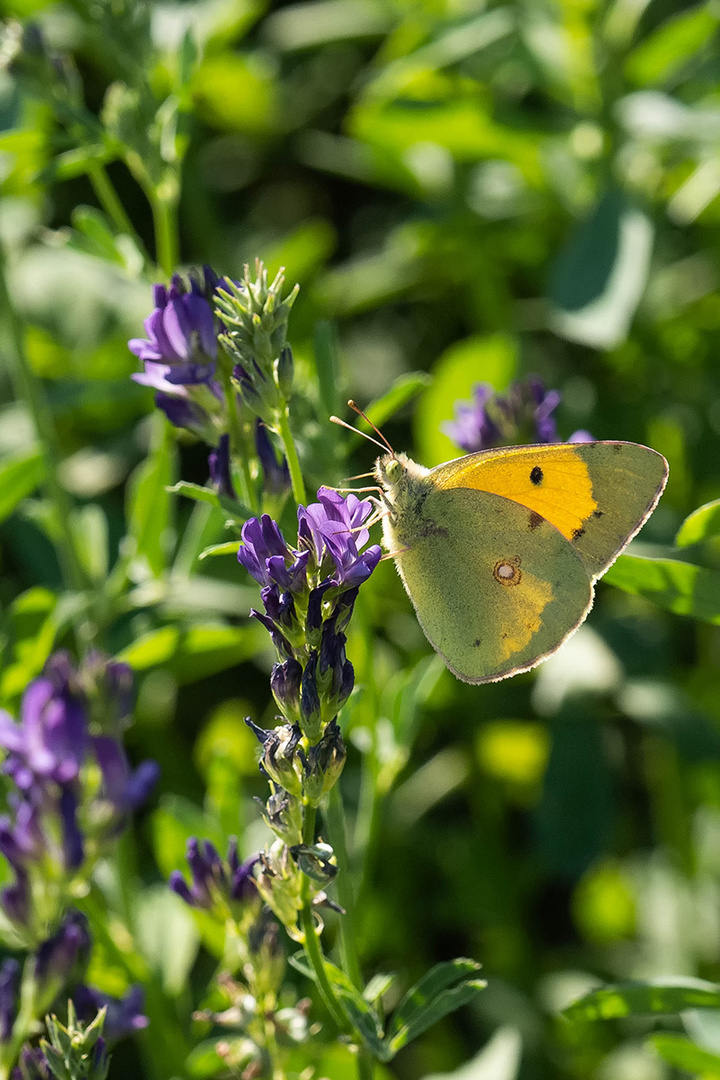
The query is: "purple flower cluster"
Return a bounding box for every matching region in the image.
[238,489,381,742]
[169,838,259,913]
[129,267,241,498]
[443,378,593,453]
[0,654,158,931]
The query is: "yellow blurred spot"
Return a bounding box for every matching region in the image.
[476,720,550,786]
[573,860,637,944]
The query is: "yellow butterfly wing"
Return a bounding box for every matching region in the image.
[393,486,593,683]
[429,441,668,579]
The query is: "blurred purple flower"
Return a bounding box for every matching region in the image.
[92,737,159,815]
[208,434,236,500]
[12,1045,50,1080]
[35,910,90,986]
[0,958,20,1041]
[169,838,259,910]
[443,378,593,452]
[255,422,289,495]
[73,984,148,1042]
[0,654,87,792]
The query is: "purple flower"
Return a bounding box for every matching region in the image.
[208,434,236,500]
[12,1046,50,1080]
[297,488,382,589]
[35,910,90,986]
[442,384,502,453]
[169,838,259,911]
[0,655,87,792]
[0,958,20,1041]
[238,516,309,592]
[443,378,595,452]
[129,270,218,373]
[92,737,159,815]
[255,422,289,495]
[73,984,148,1042]
[0,869,30,928]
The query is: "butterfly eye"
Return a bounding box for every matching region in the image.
[385,458,401,482]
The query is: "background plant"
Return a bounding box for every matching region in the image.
[1,0,720,1078]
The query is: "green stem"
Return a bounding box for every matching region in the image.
[219,363,256,513]
[324,784,363,989]
[0,246,87,598]
[299,805,352,1035]
[324,786,375,1080]
[149,188,179,278]
[276,405,306,506]
[87,163,147,255]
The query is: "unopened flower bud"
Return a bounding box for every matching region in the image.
[274,345,294,399]
[270,659,303,725]
[300,720,347,805]
[255,841,303,931]
[256,788,303,845]
[245,720,303,797]
[299,654,322,742]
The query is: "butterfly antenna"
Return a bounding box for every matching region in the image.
[329,414,388,453]
[347,399,395,455]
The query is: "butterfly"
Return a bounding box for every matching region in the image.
[359,423,668,684]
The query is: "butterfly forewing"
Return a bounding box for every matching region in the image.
[429,441,668,578]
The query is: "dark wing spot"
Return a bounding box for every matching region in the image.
[472,638,482,647]
[612,443,622,454]
[530,466,543,485]
[572,527,586,540]
[593,510,604,519]
[529,511,544,530]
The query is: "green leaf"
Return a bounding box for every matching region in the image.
[675,499,720,546]
[168,481,250,521]
[604,554,720,624]
[548,189,654,350]
[127,432,175,577]
[362,372,432,433]
[563,977,720,1020]
[414,333,518,467]
[626,5,719,87]
[116,623,260,682]
[288,951,387,1058]
[0,448,46,523]
[135,886,200,998]
[649,1033,720,1074]
[314,319,341,417]
[385,958,486,1056]
[198,541,241,560]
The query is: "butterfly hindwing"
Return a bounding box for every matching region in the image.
[429,441,668,578]
[394,486,593,683]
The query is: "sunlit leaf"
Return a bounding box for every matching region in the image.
[548,189,653,349]
[386,959,486,1056]
[127,428,175,577]
[604,554,720,624]
[675,499,720,546]
[626,5,719,87]
[649,1033,720,1074]
[563,978,720,1020]
[0,448,45,523]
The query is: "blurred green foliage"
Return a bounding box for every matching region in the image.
[2,0,720,1076]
